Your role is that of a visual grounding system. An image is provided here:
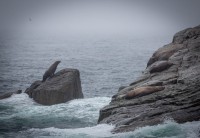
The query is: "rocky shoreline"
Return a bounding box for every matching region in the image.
[98,25,200,133]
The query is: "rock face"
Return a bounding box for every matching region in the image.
[98,25,200,133]
[0,90,22,100]
[25,68,83,105]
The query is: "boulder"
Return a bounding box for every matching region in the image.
[98,25,200,133]
[0,90,22,100]
[25,68,83,105]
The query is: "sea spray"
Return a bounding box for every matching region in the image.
[1,93,200,138]
[0,94,111,134]
[10,120,200,138]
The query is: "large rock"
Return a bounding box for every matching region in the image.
[98,25,200,133]
[25,68,83,105]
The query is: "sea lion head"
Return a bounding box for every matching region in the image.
[55,61,61,64]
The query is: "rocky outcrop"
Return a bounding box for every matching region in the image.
[25,68,83,105]
[98,25,200,133]
[0,90,22,100]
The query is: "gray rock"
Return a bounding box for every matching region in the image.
[0,90,22,100]
[142,80,163,86]
[118,86,127,92]
[25,81,42,98]
[25,68,83,105]
[98,25,200,133]
[172,26,200,44]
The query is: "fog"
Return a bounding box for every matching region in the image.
[0,0,200,37]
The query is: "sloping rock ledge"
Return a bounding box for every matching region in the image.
[25,68,83,105]
[98,25,200,133]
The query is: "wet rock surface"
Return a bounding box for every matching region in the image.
[25,68,83,105]
[98,25,200,133]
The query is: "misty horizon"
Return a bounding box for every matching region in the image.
[0,0,200,37]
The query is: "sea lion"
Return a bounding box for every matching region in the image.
[42,61,61,82]
[125,86,165,99]
[114,86,165,100]
[149,61,173,73]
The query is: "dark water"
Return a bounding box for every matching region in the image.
[0,35,199,138]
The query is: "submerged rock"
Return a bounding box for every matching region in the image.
[98,25,200,133]
[25,68,83,105]
[0,90,22,100]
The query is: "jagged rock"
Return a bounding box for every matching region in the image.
[25,68,83,105]
[25,81,42,98]
[0,90,22,100]
[98,25,200,133]
[118,86,127,92]
[142,80,163,86]
[172,25,200,44]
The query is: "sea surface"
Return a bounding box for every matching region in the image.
[0,35,200,138]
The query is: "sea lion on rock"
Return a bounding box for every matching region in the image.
[115,86,165,100]
[149,61,173,73]
[42,61,61,82]
[125,86,165,99]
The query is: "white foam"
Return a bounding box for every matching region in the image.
[16,120,198,138]
[0,93,111,123]
[180,121,200,138]
[27,124,115,138]
[118,120,200,138]
[1,95,200,138]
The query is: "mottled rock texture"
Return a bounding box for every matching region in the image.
[98,25,200,133]
[25,68,83,105]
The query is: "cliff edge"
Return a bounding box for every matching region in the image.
[98,25,200,133]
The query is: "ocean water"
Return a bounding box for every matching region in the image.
[0,35,199,137]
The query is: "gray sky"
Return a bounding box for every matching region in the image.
[0,0,200,37]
